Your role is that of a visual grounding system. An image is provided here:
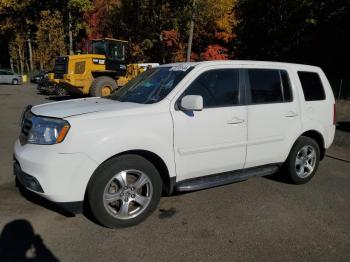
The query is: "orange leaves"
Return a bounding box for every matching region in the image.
[201,44,229,60]
[215,31,235,43]
[161,30,181,48]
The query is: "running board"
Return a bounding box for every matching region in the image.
[175,165,280,192]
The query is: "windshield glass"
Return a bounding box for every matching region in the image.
[91,41,106,55]
[108,66,193,104]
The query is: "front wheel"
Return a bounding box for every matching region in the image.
[87,155,162,228]
[12,79,19,85]
[90,76,118,97]
[283,136,320,184]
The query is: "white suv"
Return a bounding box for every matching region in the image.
[14,61,335,228]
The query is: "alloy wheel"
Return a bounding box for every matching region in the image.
[295,145,316,178]
[103,169,153,220]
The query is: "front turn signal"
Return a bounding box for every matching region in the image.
[56,124,70,143]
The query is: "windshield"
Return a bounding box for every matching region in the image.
[108,66,193,104]
[91,41,106,55]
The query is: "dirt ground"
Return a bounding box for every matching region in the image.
[0,83,349,261]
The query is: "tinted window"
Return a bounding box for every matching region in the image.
[91,41,106,55]
[298,71,325,101]
[182,69,240,108]
[249,69,293,104]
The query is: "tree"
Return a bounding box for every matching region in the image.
[193,0,237,60]
[67,0,93,54]
[234,0,350,76]
[86,0,120,39]
[201,44,228,60]
[36,10,66,70]
[8,34,26,74]
[0,0,33,73]
[97,0,237,63]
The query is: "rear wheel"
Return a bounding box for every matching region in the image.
[12,79,19,85]
[90,76,118,97]
[87,155,162,228]
[283,136,320,184]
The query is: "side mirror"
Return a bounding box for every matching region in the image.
[180,95,203,111]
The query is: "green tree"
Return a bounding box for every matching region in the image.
[36,10,66,70]
[67,0,93,54]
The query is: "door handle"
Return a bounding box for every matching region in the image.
[284,111,298,117]
[227,117,245,124]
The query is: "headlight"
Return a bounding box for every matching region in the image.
[92,58,105,65]
[27,116,70,145]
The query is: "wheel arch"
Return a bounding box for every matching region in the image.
[299,130,325,160]
[86,149,175,199]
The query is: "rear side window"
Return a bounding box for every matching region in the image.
[248,69,292,104]
[298,71,325,101]
[182,69,240,108]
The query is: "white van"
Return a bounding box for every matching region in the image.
[14,61,335,228]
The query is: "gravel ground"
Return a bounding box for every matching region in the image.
[0,83,349,261]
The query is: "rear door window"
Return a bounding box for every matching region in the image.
[298,71,326,101]
[247,69,293,104]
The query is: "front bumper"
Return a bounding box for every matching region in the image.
[14,140,98,203]
[14,160,44,193]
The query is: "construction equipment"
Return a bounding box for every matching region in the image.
[50,38,158,97]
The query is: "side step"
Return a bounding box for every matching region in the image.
[175,165,280,192]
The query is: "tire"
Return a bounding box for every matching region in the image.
[87,155,162,228]
[90,76,118,97]
[55,86,67,96]
[12,79,19,85]
[283,136,320,184]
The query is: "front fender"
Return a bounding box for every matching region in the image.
[89,132,176,179]
[63,110,176,181]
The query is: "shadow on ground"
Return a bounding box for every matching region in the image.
[16,179,77,218]
[263,171,294,184]
[337,121,350,133]
[0,219,59,261]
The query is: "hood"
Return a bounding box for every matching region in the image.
[31,97,143,118]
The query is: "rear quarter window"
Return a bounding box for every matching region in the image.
[298,71,326,101]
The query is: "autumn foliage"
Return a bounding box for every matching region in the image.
[202,45,229,61]
[1,0,349,76]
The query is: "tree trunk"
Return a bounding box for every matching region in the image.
[186,0,196,62]
[18,47,24,75]
[186,19,194,62]
[68,10,74,55]
[10,57,14,72]
[16,59,20,74]
[25,60,30,74]
[28,37,34,73]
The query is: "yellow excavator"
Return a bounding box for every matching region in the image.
[50,38,158,97]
